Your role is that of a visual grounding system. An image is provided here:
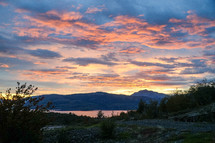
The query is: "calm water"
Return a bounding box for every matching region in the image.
[50,110,128,118]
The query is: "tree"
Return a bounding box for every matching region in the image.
[97,110,104,119]
[137,99,145,113]
[0,82,53,143]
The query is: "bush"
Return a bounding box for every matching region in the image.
[97,110,104,119]
[0,82,53,143]
[57,130,70,143]
[100,119,116,139]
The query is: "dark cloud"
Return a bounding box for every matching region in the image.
[0,35,25,55]
[97,73,119,77]
[130,60,175,68]
[158,57,179,63]
[28,49,62,59]
[190,59,207,68]
[0,35,61,60]
[63,57,117,66]
[203,46,215,57]
[181,67,215,74]
[202,27,215,37]
[155,40,172,46]
[73,39,100,48]
[149,81,188,86]
[0,44,24,55]
[28,69,69,75]
[144,69,175,74]
[101,53,118,61]
[56,66,77,70]
[135,71,184,81]
[0,57,34,69]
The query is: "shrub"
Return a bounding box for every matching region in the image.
[57,130,70,143]
[97,110,104,119]
[100,119,116,139]
[0,82,53,143]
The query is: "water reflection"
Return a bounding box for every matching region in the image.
[50,110,128,118]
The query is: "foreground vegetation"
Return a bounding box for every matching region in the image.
[0,80,215,142]
[0,83,53,143]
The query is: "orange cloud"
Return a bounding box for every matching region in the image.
[14,10,215,50]
[0,64,9,68]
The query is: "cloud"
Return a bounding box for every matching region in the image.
[149,81,188,86]
[55,66,77,70]
[120,47,145,54]
[0,2,8,6]
[203,46,215,56]
[86,7,104,14]
[0,57,34,69]
[12,4,215,50]
[0,63,9,68]
[0,45,23,55]
[181,67,215,74]
[144,69,174,74]
[28,69,69,75]
[134,71,184,81]
[1,0,215,94]
[130,60,175,68]
[158,57,179,63]
[28,49,62,59]
[190,59,207,68]
[101,52,118,61]
[63,57,117,66]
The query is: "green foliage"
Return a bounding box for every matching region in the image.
[100,119,116,139]
[0,82,53,143]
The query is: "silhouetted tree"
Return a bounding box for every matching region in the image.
[145,100,159,118]
[137,99,146,113]
[97,110,104,119]
[161,79,215,113]
[0,82,53,143]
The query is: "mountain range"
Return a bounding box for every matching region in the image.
[37,90,167,111]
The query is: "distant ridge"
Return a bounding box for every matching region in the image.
[131,90,167,100]
[37,90,167,111]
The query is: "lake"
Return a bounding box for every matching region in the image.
[50,110,128,118]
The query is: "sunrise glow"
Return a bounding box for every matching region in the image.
[0,0,215,95]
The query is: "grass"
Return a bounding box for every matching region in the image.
[118,131,132,139]
[182,132,215,143]
[168,132,215,143]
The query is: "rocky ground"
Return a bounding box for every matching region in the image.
[43,119,215,143]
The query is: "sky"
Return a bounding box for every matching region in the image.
[0,0,215,95]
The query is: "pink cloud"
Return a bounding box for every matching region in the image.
[86,7,104,14]
[13,10,215,50]
[0,2,8,6]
